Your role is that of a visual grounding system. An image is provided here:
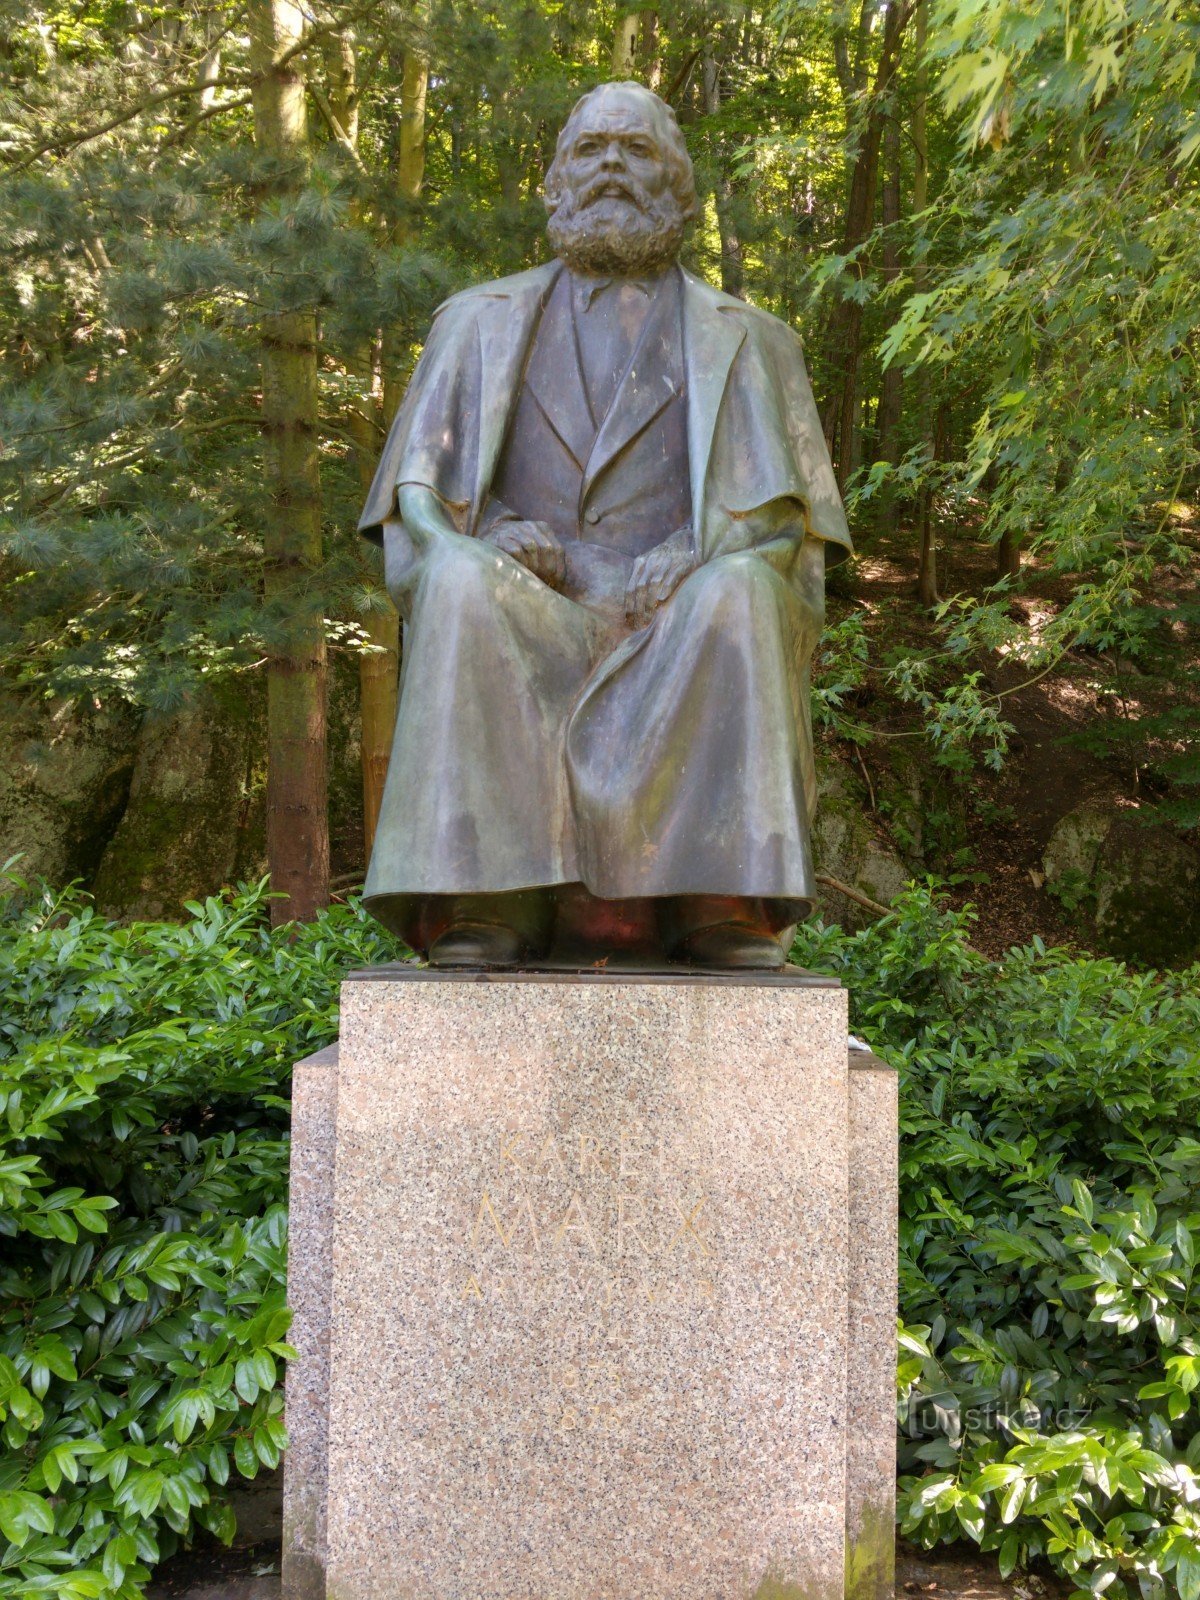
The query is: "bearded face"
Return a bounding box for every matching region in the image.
[545,88,691,277]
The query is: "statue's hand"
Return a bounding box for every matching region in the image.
[483,518,566,588]
[625,529,698,627]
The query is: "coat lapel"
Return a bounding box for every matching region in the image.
[524,273,596,471]
[470,264,748,538]
[582,272,684,500]
[681,270,747,535]
[472,262,561,529]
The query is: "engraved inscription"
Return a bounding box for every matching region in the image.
[458,1121,720,1316]
[465,1131,712,1260]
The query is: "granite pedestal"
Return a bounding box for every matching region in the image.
[283,970,896,1600]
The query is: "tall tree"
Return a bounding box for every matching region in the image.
[250,0,330,922]
[639,9,662,90]
[701,42,745,299]
[820,0,911,483]
[874,101,903,530]
[612,12,639,74]
[911,0,937,606]
[358,34,430,860]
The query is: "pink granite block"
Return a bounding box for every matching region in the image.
[282,1044,339,1600]
[847,1050,898,1600]
[320,972,851,1600]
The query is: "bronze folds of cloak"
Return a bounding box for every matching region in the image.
[358,83,852,970]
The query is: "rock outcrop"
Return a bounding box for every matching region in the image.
[1043,804,1200,967]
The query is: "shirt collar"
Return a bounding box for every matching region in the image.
[570,270,663,310]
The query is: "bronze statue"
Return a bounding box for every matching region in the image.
[358,82,851,970]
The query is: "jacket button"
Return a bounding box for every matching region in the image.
[584,508,601,525]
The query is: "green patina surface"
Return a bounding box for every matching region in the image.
[751,1575,839,1600]
[846,1496,897,1600]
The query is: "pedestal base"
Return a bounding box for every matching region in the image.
[283,970,896,1600]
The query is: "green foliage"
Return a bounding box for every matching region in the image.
[4,872,1197,1598]
[2,0,1195,818]
[813,611,872,737]
[0,873,397,1597]
[795,890,1200,1600]
[879,0,1200,667]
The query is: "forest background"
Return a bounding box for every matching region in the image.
[2,0,1199,963]
[2,5,1200,1598]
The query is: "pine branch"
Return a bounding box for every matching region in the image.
[7,2,383,172]
[29,417,263,512]
[309,83,370,177]
[8,75,248,171]
[158,91,257,156]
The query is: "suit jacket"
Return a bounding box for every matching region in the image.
[486,265,692,565]
[358,260,851,572]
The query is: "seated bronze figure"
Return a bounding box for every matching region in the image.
[358,82,851,970]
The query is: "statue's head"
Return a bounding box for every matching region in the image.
[544,82,698,276]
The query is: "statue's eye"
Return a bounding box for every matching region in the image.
[627,141,651,157]
[575,138,600,157]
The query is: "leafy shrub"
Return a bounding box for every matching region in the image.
[2,874,1198,1600]
[0,874,398,1597]
[794,890,1200,1600]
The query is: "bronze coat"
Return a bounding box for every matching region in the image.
[358,261,852,923]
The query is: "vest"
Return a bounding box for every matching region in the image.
[488,266,691,562]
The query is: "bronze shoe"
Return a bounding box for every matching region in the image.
[672,921,786,971]
[428,921,527,969]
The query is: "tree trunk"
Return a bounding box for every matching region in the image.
[318,27,400,867]
[918,489,938,607]
[831,0,872,106]
[820,0,909,482]
[639,10,661,89]
[360,43,428,861]
[250,0,329,924]
[612,13,639,75]
[399,46,428,214]
[875,105,903,529]
[702,48,745,299]
[912,0,938,595]
[996,528,1022,581]
[919,399,948,608]
[912,0,928,220]
[379,47,427,423]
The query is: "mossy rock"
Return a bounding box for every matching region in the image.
[812,749,915,927]
[91,684,266,920]
[1043,803,1112,891]
[90,653,371,917]
[0,691,140,886]
[1044,804,1200,967]
[1094,818,1200,967]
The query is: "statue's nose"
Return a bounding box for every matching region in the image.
[599,140,626,169]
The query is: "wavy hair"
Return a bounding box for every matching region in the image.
[543,82,698,222]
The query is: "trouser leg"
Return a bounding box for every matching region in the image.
[364,535,608,931]
[566,548,821,904]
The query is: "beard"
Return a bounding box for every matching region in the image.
[546,175,686,276]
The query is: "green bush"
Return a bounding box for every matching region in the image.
[1,874,1197,1599]
[793,892,1200,1600]
[0,874,398,1597]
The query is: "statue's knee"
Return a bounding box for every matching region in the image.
[419,536,503,609]
[679,551,781,624]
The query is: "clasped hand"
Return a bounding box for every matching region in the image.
[483,518,566,586]
[484,518,697,626]
[624,531,697,627]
